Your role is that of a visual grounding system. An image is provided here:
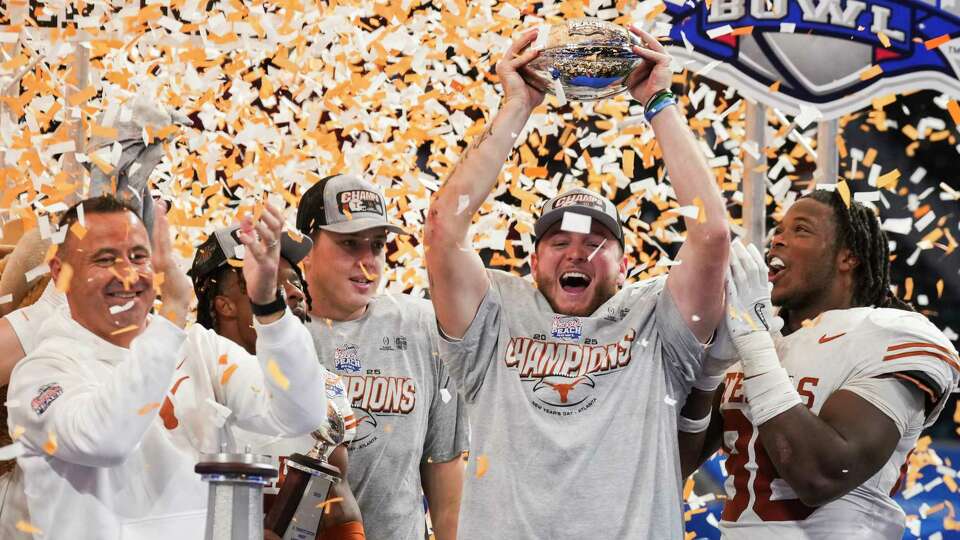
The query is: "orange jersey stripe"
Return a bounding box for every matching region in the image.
[887,341,957,358]
[883,350,960,372]
[890,372,938,401]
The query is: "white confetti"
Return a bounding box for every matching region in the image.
[109,301,135,314]
[440,388,451,403]
[560,212,592,235]
[456,195,470,216]
[25,264,50,282]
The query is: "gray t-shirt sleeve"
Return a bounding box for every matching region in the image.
[436,279,503,404]
[654,283,706,395]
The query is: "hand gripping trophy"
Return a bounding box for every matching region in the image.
[265,390,352,540]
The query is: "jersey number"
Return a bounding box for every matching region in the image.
[722,408,815,522]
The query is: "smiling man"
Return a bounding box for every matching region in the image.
[679,191,959,539]
[424,28,729,539]
[6,195,328,539]
[295,175,468,540]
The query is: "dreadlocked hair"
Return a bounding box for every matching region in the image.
[194,256,312,329]
[802,189,914,311]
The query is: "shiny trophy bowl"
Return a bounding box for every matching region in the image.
[520,18,648,101]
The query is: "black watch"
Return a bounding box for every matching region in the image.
[250,287,286,317]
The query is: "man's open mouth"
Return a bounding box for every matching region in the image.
[559,271,592,293]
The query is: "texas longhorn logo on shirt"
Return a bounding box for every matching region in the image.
[504,329,636,414]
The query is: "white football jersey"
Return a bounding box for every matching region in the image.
[718,307,959,539]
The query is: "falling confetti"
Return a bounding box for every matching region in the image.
[137,403,161,415]
[220,364,239,386]
[43,432,58,455]
[475,454,489,478]
[267,359,290,390]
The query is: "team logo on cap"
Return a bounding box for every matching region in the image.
[552,193,606,212]
[338,190,384,216]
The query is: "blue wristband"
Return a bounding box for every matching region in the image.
[644,95,677,122]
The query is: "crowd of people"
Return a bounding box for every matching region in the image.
[0,26,956,540]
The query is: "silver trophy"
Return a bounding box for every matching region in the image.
[520,18,648,101]
[264,414,346,540]
[196,448,278,540]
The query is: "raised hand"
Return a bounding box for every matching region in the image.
[150,199,192,328]
[725,240,782,341]
[236,203,284,307]
[625,26,675,106]
[496,29,547,113]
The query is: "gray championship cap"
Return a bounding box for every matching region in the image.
[296,174,406,236]
[188,224,313,287]
[534,188,624,246]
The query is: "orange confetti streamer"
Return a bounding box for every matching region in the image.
[137,403,161,415]
[43,432,57,455]
[218,354,228,365]
[67,85,97,106]
[768,80,781,93]
[267,359,290,390]
[315,496,344,514]
[836,181,851,208]
[859,65,883,80]
[110,324,140,336]
[55,263,73,293]
[925,34,951,50]
[220,364,239,386]
[877,32,890,48]
[876,169,900,190]
[947,100,960,127]
[475,454,488,478]
[903,277,914,301]
[16,521,42,534]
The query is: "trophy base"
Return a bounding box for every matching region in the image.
[264,453,341,540]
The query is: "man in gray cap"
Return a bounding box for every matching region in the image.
[424,28,730,539]
[296,174,469,540]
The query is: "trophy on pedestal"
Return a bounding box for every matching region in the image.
[264,412,346,540]
[196,448,278,540]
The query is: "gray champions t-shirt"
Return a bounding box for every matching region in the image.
[440,269,704,540]
[306,294,469,540]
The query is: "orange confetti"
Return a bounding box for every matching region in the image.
[836,181,851,208]
[475,454,488,478]
[137,403,161,415]
[692,197,707,224]
[43,432,57,455]
[218,354,228,365]
[876,169,900,190]
[70,222,87,240]
[877,32,890,48]
[55,263,73,293]
[316,496,344,514]
[220,364,239,386]
[267,359,290,390]
[110,324,140,336]
[925,34,951,50]
[768,80,781,93]
[153,272,165,289]
[359,261,378,281]
[937,279,944,298]
[67,85,97,106]
[903,277,914,301]
[947,100,960,127]
[859,65,883,80]
[16,521,42,534]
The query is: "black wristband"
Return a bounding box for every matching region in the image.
[250,287,286,317]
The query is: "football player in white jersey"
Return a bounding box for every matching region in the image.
[679,189,959,539]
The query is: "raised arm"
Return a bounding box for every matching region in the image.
[626,28,730,342]
[425,30,545,339]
